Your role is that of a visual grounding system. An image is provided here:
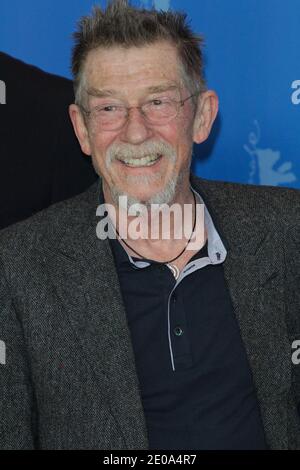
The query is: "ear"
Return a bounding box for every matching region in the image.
[193,90,219,144]
[68,104,92,156]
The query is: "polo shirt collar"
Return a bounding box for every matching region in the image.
[106,185,227,270]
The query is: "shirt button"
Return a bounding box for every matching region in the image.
[174,326,184,337]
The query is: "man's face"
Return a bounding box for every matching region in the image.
[71,41,212,206]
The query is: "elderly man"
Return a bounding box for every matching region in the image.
[0,0,299,450]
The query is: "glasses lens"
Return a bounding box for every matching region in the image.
[143,99,178,124]
[88,99,180,130]
[93,105,127,130]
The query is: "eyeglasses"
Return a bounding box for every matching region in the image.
[79,93,198,131]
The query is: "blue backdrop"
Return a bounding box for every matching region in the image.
[1,0,299,188]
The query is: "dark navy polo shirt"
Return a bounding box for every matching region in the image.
[108,188,267,450]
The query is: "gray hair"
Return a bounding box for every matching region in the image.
[71,0,207,107]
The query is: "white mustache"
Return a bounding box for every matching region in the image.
[106,140,176,166]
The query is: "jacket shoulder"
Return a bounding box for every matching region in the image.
[0,181,99,264]
[192,176,300,226]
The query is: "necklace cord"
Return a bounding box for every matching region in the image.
[114,191,197,264]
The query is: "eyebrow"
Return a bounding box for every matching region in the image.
[86,87,117,98]
[145,84,179,94]
[85,83,179,99]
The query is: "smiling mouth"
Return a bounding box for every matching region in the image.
[117,154,162,167]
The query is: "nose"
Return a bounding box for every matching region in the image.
[121,107,152,144]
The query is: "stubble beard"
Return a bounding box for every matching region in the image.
[102,140,189,211]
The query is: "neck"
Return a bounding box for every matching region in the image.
[103,180,194,239]
[102,181,206,264]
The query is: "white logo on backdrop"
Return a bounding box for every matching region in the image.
[244,120,297,186]
[139,0,171,10]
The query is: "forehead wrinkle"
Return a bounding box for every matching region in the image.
[84,44,184,94]
[86,83,180,101]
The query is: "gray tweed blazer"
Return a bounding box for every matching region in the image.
[0,174,299,449]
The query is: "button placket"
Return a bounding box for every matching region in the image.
[169,288,193,369]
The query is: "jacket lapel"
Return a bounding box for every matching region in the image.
[193,176,292,449]
[41,181,148,449]
[223,252,291,449]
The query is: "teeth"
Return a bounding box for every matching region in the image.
[121,155,160,167]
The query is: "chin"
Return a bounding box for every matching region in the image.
[109,168,186,210]
[114,184,176,211]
